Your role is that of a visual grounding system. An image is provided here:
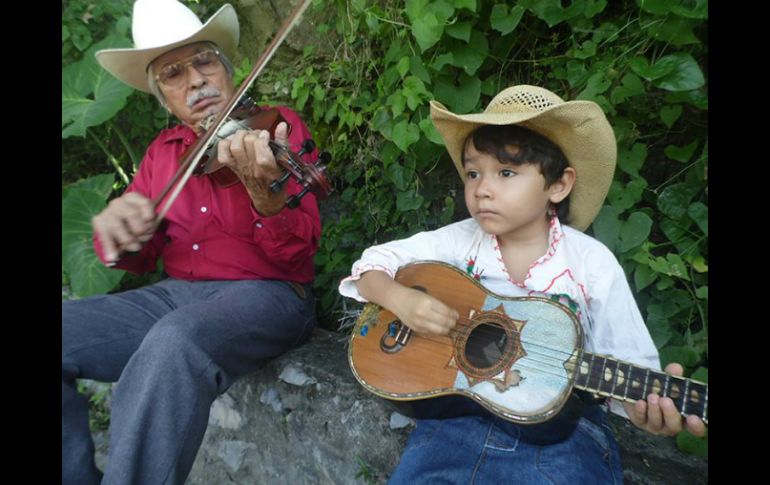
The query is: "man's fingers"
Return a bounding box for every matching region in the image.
[274,121,289,146]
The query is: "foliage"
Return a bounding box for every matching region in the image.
[62,0,707,455]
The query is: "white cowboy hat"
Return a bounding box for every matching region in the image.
[95,0,239,93]
[430,85,617,231]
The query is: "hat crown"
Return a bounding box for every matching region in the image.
[132,0,205,50]
[484,85,565,115]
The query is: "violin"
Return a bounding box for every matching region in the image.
[152,0,331,223]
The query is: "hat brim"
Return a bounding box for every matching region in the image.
[95,4,239,93]
[430,99,616,231]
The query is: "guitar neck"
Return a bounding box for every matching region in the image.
[572,352,708,424]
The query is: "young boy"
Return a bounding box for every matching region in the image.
[338,85,705,482]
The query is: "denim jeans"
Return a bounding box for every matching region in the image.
[62,277,316,485]
[388,404,623,484]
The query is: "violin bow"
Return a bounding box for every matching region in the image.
[154,0,313,223]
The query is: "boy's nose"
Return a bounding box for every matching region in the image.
[474,178,493,198]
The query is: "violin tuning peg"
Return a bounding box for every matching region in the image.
[318,151,332,164]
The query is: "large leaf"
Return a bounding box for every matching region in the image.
[619,212,653,253]
[653,53,705,92]
[62,186,125,297]
[657,183,699,219]
[591,205,620,252]
[490,5,525,35]
[449,30,489,75]
[62,34,133,138]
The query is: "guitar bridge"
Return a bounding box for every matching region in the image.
[380,321,412,354]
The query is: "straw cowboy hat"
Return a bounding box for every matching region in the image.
[95,0,239,93]
[430,85,617,231]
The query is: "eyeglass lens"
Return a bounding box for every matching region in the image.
[158,51,221,87]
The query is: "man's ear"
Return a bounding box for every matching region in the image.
[548,167,576,204]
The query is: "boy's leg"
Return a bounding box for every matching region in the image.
[102,279,315,485]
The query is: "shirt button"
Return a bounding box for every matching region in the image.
[192,244,200,250]
[200,206,208,213]
[255,222,263,228]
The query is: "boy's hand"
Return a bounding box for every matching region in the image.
[391,286,459,336]
[622,362,707,437]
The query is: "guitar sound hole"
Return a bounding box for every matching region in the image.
[465,323,507,369]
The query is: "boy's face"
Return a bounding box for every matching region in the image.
[463,140,571,242]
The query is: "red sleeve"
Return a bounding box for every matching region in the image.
[247,106,321,271]
[92,143,167,274]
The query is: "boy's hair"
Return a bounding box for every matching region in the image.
[462,124,571,223]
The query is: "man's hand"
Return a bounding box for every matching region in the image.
[623,362,707,437]
[217,121,289,216]
[91,192,156,264]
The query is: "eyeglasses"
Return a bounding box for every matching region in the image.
[154,50,223,88]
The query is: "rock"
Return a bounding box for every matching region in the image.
[91,329,707,483]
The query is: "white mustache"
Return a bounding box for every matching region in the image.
[186,87,221,108]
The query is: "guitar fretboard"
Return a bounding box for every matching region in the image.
[572,352,708,424]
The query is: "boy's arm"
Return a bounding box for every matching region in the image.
[622,362,707,438]
[355,270,458,336]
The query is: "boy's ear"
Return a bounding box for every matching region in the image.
[548,167,576,204]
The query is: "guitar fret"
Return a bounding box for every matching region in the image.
[702,386,708,422]
[621,362,631,400]
[663,374,670,397]
[609,360,621,398]
[682,379,690,416]
[597,356,608,394]
[643,368,650,398]
[626,365,647,401]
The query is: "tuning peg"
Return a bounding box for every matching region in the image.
[270,172,292,193]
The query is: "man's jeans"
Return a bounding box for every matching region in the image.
[62,277,316,485]
[388,404,624,484]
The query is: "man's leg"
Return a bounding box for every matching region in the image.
[102,279,315,485]
[62,279,189,485]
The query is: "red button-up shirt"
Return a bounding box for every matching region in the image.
[94,106,321,284]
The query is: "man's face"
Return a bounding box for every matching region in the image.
[149,42,236,133]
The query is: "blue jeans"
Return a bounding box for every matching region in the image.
[388,404,623,484]
[62,277,316,485]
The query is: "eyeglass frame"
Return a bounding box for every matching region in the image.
[152,49,225,88]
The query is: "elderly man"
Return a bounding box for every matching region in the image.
[62,1,320,483]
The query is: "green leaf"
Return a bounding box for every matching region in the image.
[677,431,708,457]
[445,20,472,41]
[657,183,699,219]
[63,239,126,298]
[647,17,700,46]
[691,366,708,383]
[660,104,683,128]
[610,73,645,105]
[672,0,708,19]
[664,141,699,163]
[412,13,442,52]
[634,264,658,292]
[619,212,653,252]
[695,285,708,300]
[64,173,116,200]
[396,56,410,77]
[391,119,420,151]
[654,54,705,92]
[490,5,525,35]
[572,40,597,60]
[665,253,690,281]
[450,30,489,75]
[453,0,476,11]
[385,162,408,191]
[409,56,431,84]
[639,0,673,15]
[617,143,647,178]
[659,345,700,368]
[646,313,673,348]
[529,0,568,27]
[687,202,708,236]
[62,34,134,138]
[396,189,425,211]
[577,71,611,102]
[691,256,708,273]
[629,56,677,82]
[419,117,444,145]
[591,205,620,252]
[62,187,125,297]
[608,179,647,212]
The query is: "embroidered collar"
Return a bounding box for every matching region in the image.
[492,214,565,287]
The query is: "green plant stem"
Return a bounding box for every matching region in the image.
[88,130,130,186]
[110,121,139,173]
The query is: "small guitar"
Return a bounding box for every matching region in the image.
[348,261,708,425]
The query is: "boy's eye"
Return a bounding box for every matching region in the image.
[500,169,516,177]
[465,170,479,179]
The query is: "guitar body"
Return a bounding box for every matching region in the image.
[349,261,584,424]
